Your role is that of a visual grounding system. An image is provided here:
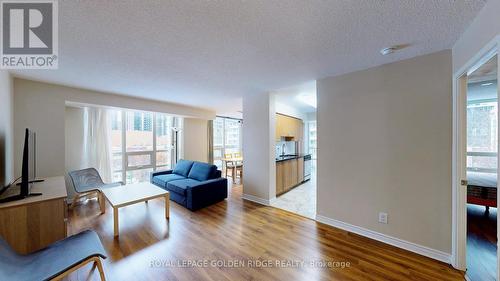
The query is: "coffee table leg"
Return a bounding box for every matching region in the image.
[165,194,169,219]
[113,207,119,237]
[99,192,105,214]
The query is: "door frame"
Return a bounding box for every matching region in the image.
[452,35,500,277]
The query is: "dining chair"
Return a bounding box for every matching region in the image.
[233,152,243,180]
[224,153,235,179]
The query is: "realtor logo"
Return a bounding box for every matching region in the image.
[1,0,58,69]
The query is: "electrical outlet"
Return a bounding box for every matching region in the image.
[378,212,388,224]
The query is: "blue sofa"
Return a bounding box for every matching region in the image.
[150,159,228,210]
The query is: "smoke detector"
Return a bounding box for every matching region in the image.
[380,47,397,56]
[380,44,409,56]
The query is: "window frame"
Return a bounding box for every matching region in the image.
[212,116,243,169]
[111,110,179,183]
[466,98,498,173]
[308,120,317,160]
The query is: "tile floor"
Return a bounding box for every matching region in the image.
[271,161,316,219]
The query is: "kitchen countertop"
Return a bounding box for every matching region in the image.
[275,154,311,162]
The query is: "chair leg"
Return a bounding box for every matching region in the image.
[99,191,105,214]
[51,257,106,281]
[71,194,81,209]
[94,258,106,281]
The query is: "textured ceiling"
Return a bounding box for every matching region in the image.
[11,0,486,115]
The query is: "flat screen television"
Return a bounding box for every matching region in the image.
[0,128,43,203]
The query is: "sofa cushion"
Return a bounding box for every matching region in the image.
[167,179,201,195]
[188,162,217,181]
[152,173,186,188]
[172,159,194,177]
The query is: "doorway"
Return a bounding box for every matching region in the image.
[269,81,317,219]
[466,55,498,280]
[453,39,499,281]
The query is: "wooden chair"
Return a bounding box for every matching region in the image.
[233,152,243,180]
[68,168,124,212]
[0,230,107,281]
[224,153,235,179]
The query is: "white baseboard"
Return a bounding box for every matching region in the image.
[241,194,271,206]
[315,215,452,264]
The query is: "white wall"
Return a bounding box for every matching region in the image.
[0,70,13,186]
[13,78,215,192]
[183,118,209,162]
[468,81,497,101]
[242,92,276,202]
[317,50,452,254]
[64,106,86,199]
[453,0,500,73]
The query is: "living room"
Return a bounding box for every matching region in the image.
[1,1,500,281]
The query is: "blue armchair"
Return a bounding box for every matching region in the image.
[151,160,228,210]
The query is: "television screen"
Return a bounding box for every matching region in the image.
[28,130,36,182]
[21,128,31,196]
[0,128,42,203]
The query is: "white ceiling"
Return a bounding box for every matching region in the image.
[468,55,497,101]
[274,81,317,114]
[11,0,486,115]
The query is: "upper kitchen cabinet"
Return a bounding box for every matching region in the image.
[276,113,304,142]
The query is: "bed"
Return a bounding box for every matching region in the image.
[467,171,497,210]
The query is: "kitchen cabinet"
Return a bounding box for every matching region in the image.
[276,157,304,196]
[276,161,284,194]
[283,159,298,190]
[275,114,284,141]
[276,114,304,142]
[297,157,304,183]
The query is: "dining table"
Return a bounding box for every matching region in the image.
[221,157,243,183]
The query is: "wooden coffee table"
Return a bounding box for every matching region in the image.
[101,182,169,237]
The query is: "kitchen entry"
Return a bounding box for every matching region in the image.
[271,81,317,219]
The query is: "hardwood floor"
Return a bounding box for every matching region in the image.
[66,183,464,281]
[466,204,497,281]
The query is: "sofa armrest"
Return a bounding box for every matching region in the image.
[213,170,222,178]
[150,169,173,182]
[186,178,228,210]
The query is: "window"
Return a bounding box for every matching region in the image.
[111,110,182,184]
[212,117,242,169]
[467,99,498,173]
[224,118,241,154]
[308,121,317,160]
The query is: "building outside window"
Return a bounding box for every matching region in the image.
[467,99,498,173]
[111,110,182,183]
[212,116,242,169]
